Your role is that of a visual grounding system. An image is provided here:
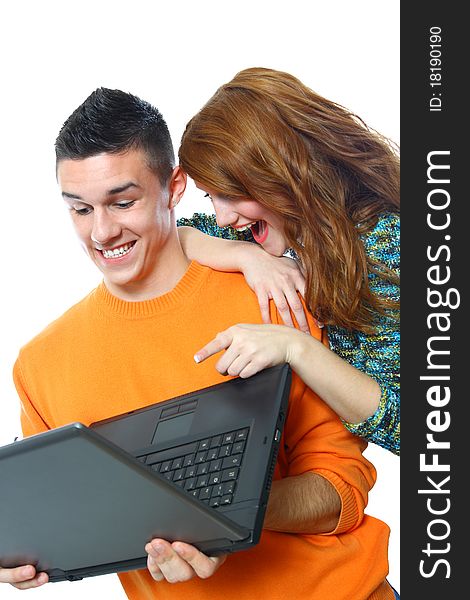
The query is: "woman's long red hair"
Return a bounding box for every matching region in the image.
[179,67,400,332]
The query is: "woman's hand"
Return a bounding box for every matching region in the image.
[240,254,309,333]
[194,322,381,423]
[179,225,308,332]
[194,323,304,378]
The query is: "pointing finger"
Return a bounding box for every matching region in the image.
[194,330,234,364]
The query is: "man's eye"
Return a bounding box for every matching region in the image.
[115,201,135,209]
[74,207,92,216]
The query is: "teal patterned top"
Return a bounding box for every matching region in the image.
[177,212,400,455]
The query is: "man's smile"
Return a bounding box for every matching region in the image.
[98,241,136,259]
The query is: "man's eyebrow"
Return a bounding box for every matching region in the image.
[62,191,82,200]
[107,182,141,195]
[61,182,141,201]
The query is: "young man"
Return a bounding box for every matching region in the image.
[0,89,395,599]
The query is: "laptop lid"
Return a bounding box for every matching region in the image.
[0,364,291,582]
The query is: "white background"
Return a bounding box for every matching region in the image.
[0,1,400,597]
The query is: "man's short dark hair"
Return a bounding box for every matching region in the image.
[55,88,175,185]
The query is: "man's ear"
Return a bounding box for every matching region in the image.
[168,166,187,209]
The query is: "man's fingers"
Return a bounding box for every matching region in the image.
[12,573,48,590]
[0,565,33,584]
[146,554,165,581]
[146,540,194,583]
[0,565,49,589]
[145,539,225,583]
[172,542,226,579]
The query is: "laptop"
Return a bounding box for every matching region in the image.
[0,363,291,582]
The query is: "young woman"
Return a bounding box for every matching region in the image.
[177,67,400,455]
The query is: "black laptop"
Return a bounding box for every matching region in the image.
[0,364,291,582]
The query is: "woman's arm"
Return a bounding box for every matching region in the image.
[178,222,309,332]
[194,323,381,424]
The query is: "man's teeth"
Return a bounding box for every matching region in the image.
[101,243,134,258]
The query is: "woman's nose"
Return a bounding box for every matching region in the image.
[212,197,237,229]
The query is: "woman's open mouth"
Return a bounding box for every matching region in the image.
[250,220,269,245]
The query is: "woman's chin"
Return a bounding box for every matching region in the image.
[260,241,287,257]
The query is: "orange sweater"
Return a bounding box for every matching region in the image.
[14,262,393,600]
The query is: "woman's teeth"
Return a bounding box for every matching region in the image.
[237,222,257,232]
[101,242,134,259]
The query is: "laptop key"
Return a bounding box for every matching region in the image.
[211,484,224,497]
[210,435,222,448]
[209,459,222,472]
[232,441,245,454]
[171,457,184,470]
[199,487,211,500]
[235,428,249,441]
[222,455,242,469]
[222,432,235,444]
[222,481,236,495]
[159,460,172,473]
[206,448,219,461]
[185,465,197,478]
[220,494,232,505]
[196,463,209,475]
[209,473,222,485]
[195,451,207,464]
[196,474,209,488]
[218,445,231,458]
[221,468,239,482]
[198,439,211,451]
[184,477,197,491]
[172,469,184,482]
[182,453,195,467]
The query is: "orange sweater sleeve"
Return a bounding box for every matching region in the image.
[270,301,375,534]
[13,358,49,438]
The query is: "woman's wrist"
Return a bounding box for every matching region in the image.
[285,328,314,369]
[237,241,264,273]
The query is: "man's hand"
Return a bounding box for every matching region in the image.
[145,539,226,583]
[0,564,48,589]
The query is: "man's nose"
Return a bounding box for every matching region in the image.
[91,209,121,245]
[212,198,236,229]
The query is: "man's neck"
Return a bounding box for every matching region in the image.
[104,245,191,303]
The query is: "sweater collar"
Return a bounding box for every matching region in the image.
[94,261,208,318]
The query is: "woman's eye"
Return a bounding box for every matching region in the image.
[204,193,213,201]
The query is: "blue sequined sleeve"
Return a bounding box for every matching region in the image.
[177,213,254,242]
[327,213,400,455]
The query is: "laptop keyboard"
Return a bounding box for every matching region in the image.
[138,427,249,508]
